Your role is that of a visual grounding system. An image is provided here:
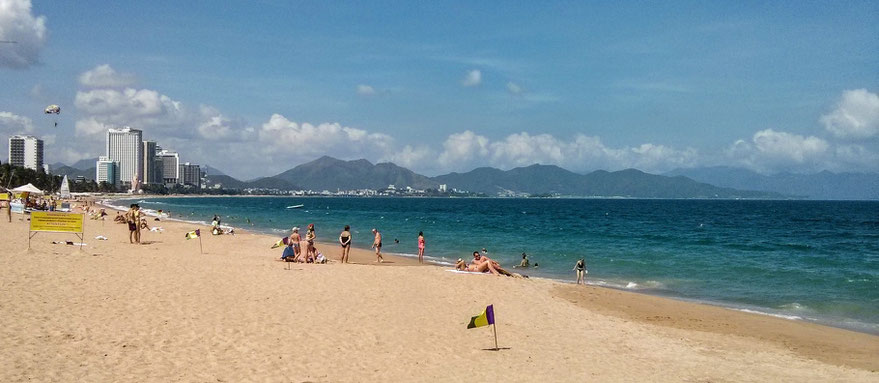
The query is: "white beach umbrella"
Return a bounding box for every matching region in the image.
[11,183,45,195]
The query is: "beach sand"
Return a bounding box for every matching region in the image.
[1,204,877,382]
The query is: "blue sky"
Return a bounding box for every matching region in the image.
[1,0,877,178]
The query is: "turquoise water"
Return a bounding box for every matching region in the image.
[118,197,879,334]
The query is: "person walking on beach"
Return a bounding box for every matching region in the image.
[306,223,316,261]
[339,225,352,263]
[574,258,586,285]
[417,231,425,264]
[371,228,384,263]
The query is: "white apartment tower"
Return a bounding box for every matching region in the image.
[8,135,44,171]
[106,127,143,187]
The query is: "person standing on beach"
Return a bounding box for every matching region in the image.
[290,227,302,261]
[574,259,586,284]
[4,200,10,223]
[133,205,142,244]
[371,228,384,263]
[125,204,138,244]
[339,225,352,263]
[417,231,425,264]
[306,223,316,261]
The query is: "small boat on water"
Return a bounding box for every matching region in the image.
[286,204,304,209]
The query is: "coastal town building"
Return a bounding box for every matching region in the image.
[7,135,44,171]
[142,140,161,184]
[156,149,180,185]
[106,127,143,187]
[179,162,201,188]
[95,156,119,185]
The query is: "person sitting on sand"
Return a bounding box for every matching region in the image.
[469,251,501,276]
[280,238,296,262]
[114,212,125,223]
[574,258,586,285]
[455,258,468,271]
[139,218,150,230]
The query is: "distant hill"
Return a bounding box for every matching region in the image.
[435,164,783,198]
[52,165,95,181]
[665,167,879,200]
[71,157,99,171]
[202,165,227,176]
[204,174,299,190]
[273,156,438,191]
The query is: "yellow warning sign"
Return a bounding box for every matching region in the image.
[30,211,84,233]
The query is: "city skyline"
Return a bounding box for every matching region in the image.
[0,1,877,179]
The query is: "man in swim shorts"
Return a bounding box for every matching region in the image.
[372,228,384,263]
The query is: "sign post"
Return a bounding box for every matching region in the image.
[29,211,85,251]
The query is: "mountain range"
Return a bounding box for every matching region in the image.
[665,167,879,200]
[210,156,782,198]
[51,155,877,199]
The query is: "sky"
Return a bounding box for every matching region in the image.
[0,0,877,179]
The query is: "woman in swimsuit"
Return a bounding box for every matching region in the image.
[339,225,352,263]
[574,258,586,285]
[306,223,316,261]
[417,231,425,264]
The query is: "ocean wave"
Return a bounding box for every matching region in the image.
[779,302,808,311]
[737,308,803,321]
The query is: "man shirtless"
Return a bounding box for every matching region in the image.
[469,251,501,275]
[371,228,384,263]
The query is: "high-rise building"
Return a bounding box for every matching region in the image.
[142,141,159,184]
[8,135,44,171]
[106,127,143,187]
[179,162,201,188]
[95,156,119,185]
[156,149,180,184]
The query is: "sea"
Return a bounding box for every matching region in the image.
[113,197,879,334]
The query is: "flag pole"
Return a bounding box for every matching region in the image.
[492,322,499,350]
[199,234,203,254]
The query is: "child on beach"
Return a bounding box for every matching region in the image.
[574,259,587,285]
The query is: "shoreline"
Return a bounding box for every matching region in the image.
[104,195,879,336]
[1,202,876,380]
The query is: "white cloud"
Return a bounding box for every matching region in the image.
[437,130,490,169]
[506,81,522,95]
[725,129,829,173]
[430,130,697,174]
[0,0,47,69]
[0,111,34,135]
[257,114,394,160]
[356,84,376,96]
[75,88,183,121]
[462,69,482,87]
[78,64,137,88]
[820,89,879,139]
[382,145,433,170]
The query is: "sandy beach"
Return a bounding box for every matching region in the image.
[1,203,877,382]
